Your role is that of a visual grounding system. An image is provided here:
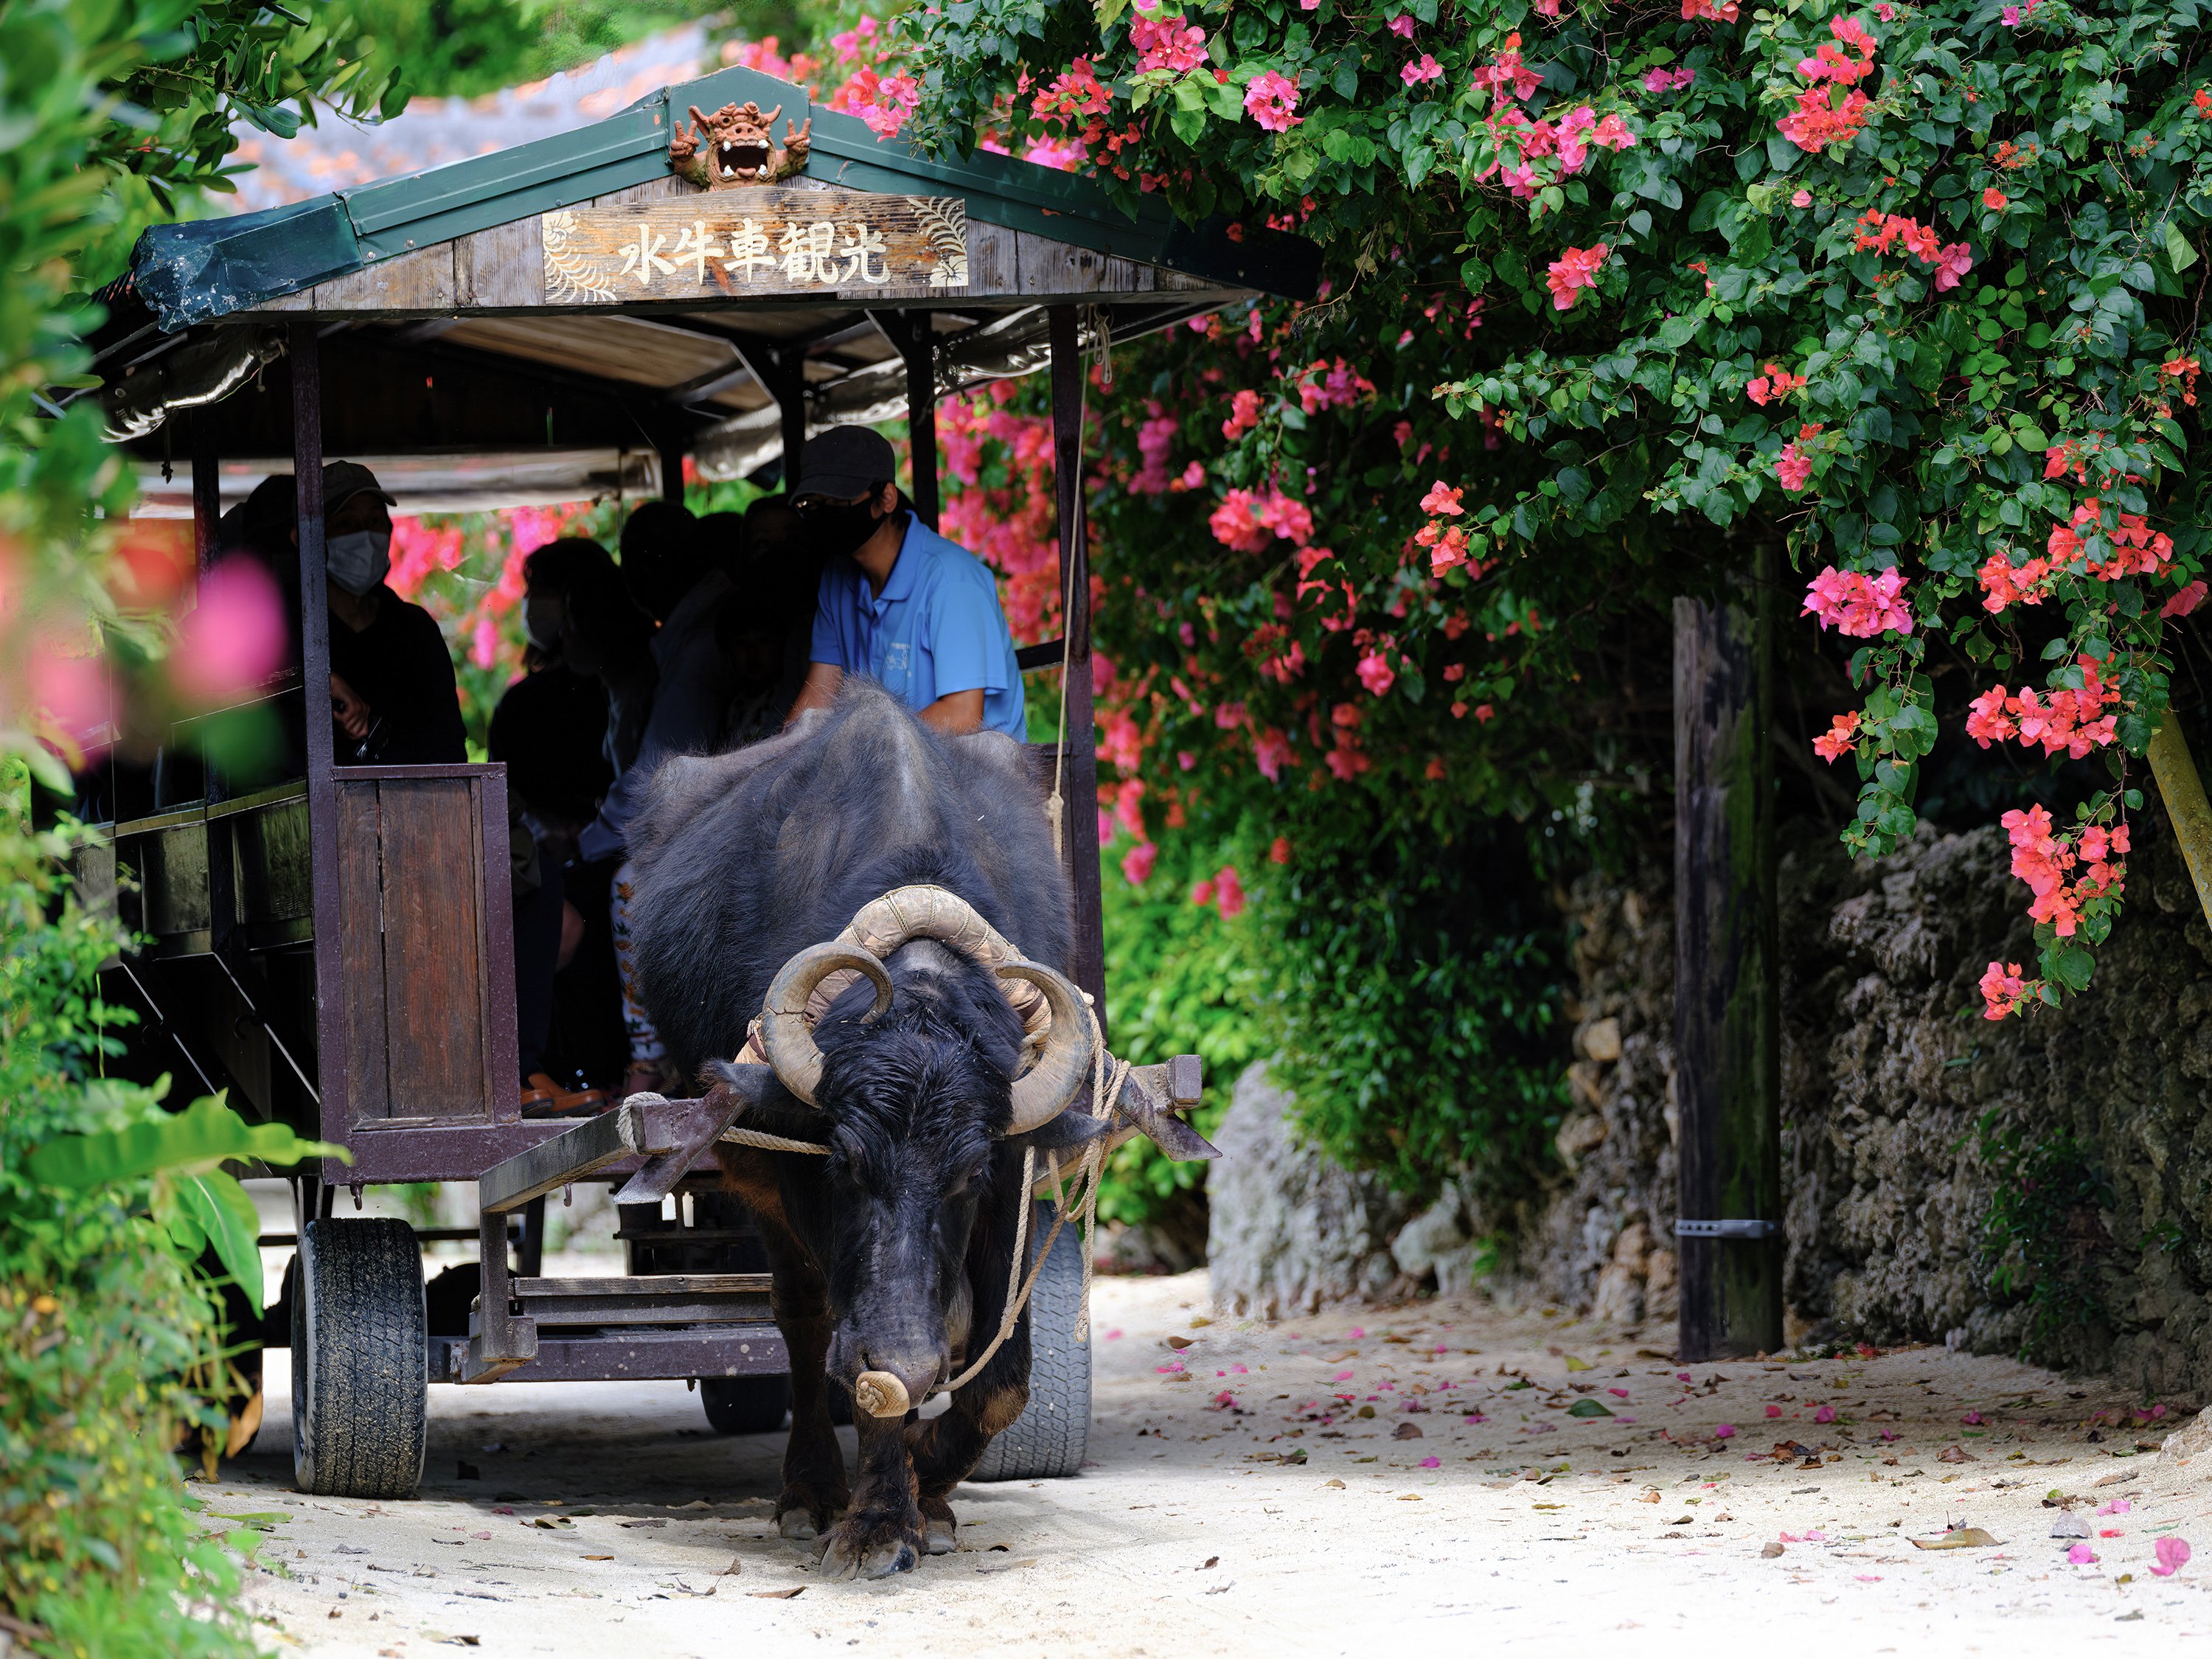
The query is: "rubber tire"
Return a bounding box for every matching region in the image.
[700,1373,792,1435]
[291,1217,428,1498]
[966,1212,1091,1481]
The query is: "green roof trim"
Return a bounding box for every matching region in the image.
[130,66,1318,330]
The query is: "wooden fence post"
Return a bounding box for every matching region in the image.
[1673,552,1784,1361]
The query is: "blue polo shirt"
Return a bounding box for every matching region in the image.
[810,515,1026,737]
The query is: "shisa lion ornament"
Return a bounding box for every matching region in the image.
[669,101,811,187]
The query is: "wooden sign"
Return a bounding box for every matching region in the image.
[540,190,968,304]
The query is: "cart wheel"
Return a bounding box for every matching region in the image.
[700,1374,792,1435]
[967,1212,1091,1482]
[291,1217,428,1499]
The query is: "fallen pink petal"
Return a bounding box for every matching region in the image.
[2154,1537,2193,1576]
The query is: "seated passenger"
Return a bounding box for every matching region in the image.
[577,501,732,864]
[490,538,619,1116]
[785,427,1026,738]
[310,462,466,765]
[490,538,616,853]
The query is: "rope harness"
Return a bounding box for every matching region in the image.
[716,922,1133,1397]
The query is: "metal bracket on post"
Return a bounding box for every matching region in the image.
[1673,1219,1781,1240]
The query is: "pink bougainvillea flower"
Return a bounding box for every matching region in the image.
[1546,243,1611,310]
[1245,69,1304,131]
[1120,840,1158,886]
[1420,480,1466,516]
[1812,711,1861,762]
[1130,9,1209,74]
[1357,653,1397,696]
[1792,188,1813,207]
[1983,187,2008,210]
[2154,1537,2193,1576]
[1765,1404,1784,1419]
[1775,441,1815,492]
[1419,1455,1441,1468]
[1814,1403,1837,1423]
[2163,580,2207,618]
[1402,53,1443,86]
[1714,1423,1736,1439]
[2068,1543,2098,1565]
[1932,242,1974,290]
[2097,1498,2131,1515]
[1802,566,1911,636]
[171,555,289,707]
[1961,1411,1986,1425]
[1388,11,1418,34]
[861,73,922,138]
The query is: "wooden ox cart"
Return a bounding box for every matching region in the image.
[77,63,1317,1496]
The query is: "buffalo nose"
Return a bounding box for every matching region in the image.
[855,1350,942,1417]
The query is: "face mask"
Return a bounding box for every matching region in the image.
[523,594,566,653]
[326,529,391,597]
[804,498,886,561]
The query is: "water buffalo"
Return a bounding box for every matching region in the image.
[623,681,1113,1578]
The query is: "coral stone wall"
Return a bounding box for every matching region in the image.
[1518,810,2212,1396]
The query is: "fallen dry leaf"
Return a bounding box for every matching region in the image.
[1938,1445,1977,1464]
[976,1557,1038,1574]
[1166,1335,1195,1350]
[716,1557,744,1576]
[1761,1541,1784,1559]
[582,1554,614,1562]
[749,1587,804,1600]
[1324,1479,1346,1489]
[1394,1422,1425,1441]
[1910,1528,2000,1550]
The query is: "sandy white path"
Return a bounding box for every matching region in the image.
[218,1270,2207,1656]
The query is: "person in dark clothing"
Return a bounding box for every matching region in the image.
[308,462,467,765]
[741,494,815,721]
[489,538,616,844]
[488,537,619,1114]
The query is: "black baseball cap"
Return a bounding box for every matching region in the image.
[792,425,897,501]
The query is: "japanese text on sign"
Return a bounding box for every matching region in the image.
[541,191,967,305]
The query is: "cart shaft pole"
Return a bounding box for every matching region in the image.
[1047,306,1106,1037]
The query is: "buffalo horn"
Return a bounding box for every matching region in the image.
[994,959,1091,1133]
[759,943,893,1106]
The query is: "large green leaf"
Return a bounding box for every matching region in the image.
[170,1172,269,1312]
[29,1094,349,1189]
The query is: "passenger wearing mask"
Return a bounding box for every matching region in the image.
[786,425,1025,738]
[310,462,467,765]
[489,538,616,849]
[489,538,619,1116]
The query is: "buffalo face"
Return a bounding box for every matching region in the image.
[808,970,1020,1410]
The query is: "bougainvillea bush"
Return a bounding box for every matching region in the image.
[886,0,2212,1024]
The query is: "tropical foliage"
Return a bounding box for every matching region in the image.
[882,0,2212,1024]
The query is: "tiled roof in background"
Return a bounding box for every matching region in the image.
[227,25,709,209]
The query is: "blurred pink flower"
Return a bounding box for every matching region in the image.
[2154,1537,2192,1576]
[171,556,288,706]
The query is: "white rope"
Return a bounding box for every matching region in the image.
[718,1125,830,1155]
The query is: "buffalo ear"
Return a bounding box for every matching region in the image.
[1006,1109,1110,1158]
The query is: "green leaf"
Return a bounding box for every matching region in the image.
[2166,222,2199,275]
[1096,0,1133,29]
[29,1094,349,1188]
[172,1171,268,1312]
[1565,1398,1615,1417]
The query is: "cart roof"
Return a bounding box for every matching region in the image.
[95,62,1320,510]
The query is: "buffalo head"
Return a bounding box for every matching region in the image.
[748,921,1094,1411]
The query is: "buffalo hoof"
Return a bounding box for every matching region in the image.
[919,1496,957,1556]
[778,1509,821,1543]
[816,1515,922,1581]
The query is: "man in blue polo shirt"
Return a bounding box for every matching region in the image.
[785,425,1026,739]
